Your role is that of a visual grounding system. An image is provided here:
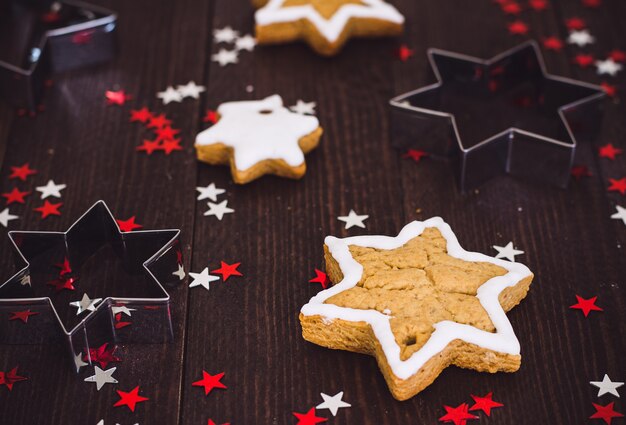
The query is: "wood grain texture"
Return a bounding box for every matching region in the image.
[0,0,624,424]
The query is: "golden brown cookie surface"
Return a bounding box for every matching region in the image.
[300,219,533,400]
[255,0,405,56]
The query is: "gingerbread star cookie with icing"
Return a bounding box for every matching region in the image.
[300,218,533,400]
[195,95,322,184]
[255,0,405,56]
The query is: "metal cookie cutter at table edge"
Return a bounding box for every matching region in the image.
[0,200,185,373]
[390,41,606,192]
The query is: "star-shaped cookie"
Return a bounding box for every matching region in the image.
[300,218,533,400]
[255,0,404,56]
[195,95,323,184]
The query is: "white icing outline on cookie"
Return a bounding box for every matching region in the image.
[255,0,405,43]
[300,217,533,380]
[195,95,320,171]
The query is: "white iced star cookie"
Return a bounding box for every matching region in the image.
[195,95,323,184]
[255,0,404,56]
[299,218,533,400]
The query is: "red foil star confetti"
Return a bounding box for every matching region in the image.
[161,139,183,155]
[148,114,173,129]
[582,0,601,8]
[309,269,329,289]
[105,90,132,106]
[9,163,37,181]
[192,371,227,395]
[136,139,162,155]
[543,37,564,51]
[573,54,595,68]
[115,313,132,329]
[600,82,617,98]
[47,276,77,292]
[203,110,219,124]
[396,44,415,62]
[211,261,242,281]
[565,17,586,31]
[571,165,592,180]
[508,20,529,35]
[9,310,39,323]
[608,50,625,63]
[208,420,231,425]
[590,402,624,424]
[500,1,522,14]
[402,149,429,163]
[528,0,548,11]
[129,107,153,123]
[599,144,623,160]
[33,200,62,219]
[469,392,504,416]
[0,366,27,390]
[439,403,478,424]
[116,216,143,232]
[292,408,327,425]
[85,343,122,368]
[570,295,603,317]
[55,257,72,276]
[2,187,30,204]
[608,178,626,195]
[113,386,149,412]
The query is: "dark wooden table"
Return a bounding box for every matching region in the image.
[1,1,625,424]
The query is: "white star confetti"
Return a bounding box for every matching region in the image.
[35,180,66,199]
[595,58,623,76]
[0,207,18,227]
[74,352,88,372]
[196,183,226,202]
[611,205,626,225]
[176,81,206,99]
[213,26,240,43]
[316,391,351,416]
[590,374,624,398]
[173,264,186,280]
[111,306,136,317]
[157,86,183,104]
[567,30,595,47]
[492,242,524,262]
[69,293,103,315]
[212,48,239,67]
[188,267,219,291]
[84,366,118,391]
[290,100,317,115]
[204,200,234,220]
[235,34,257,51]
[337,209,368,229]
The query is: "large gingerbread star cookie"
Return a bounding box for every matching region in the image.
[300,218,533,400]
[255,0,405,56]
[195,95,322,184]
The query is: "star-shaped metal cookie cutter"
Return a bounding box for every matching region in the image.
[0,0,117,109]
[0,201,183,372]
[390,41,606,191]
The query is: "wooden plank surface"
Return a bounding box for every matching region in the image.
[0,0,624,424]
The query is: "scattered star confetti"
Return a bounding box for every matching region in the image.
[157,86,183,105]
[570,295,603,317]
[293,408,327,425]
[396,44,414,61]
[207,420,230,425]
[35,179,66,199]
[173,264,186,280]
[337,210,368,229]
[70,293,103,315]
[469,392,503,416]
[571,165,592,180]
[309,269,329,289]
[33,200,62,219]
[439,403,478,424]
[212,49,239,67]
[508,20,529,35]
[114,386,149,412]
[608,178,626,195]
[197,183,226,202]
[189,267,220,291]
[566,17,586,31]
[582,0,601,7]
[86,343,121,368]
[611,205,626,225]
[596,59,623,76]
[9,309,39,323]
[601,82,617,97]
[316,391,351,416]
[213,26,240,43]
[130,107,152,123]
[192,371,227,395]
[574,53,595,68]
[599,144,623,160]
[111,306,136,317]
[47,276,77,292]
[568,29,595,47]
[204,200,234,220]
[176,81,206,99]
[0,366,27,390]
[9,163,37,181]
[290,100,317,115]
[609,50,625,63]
[147,114,172,129]
[403,149,429,163]
[591,374,624,398]
[529,0,548,10]
[136,139,162,154]
[492,241,524,262]
[84,366,118,391]
[235,34,256,51]
[105,90,132,106]
[0,207,19,227]
[211,261,242,281]
[116,216,143,232]
[2,187,30,204]
[543,37,564,51]
[590,402,623,424]
[203,109,219,123]
[154,126,180,141]
[74,352,88,372]
[500,1,522,14]
[162,139,183,154]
